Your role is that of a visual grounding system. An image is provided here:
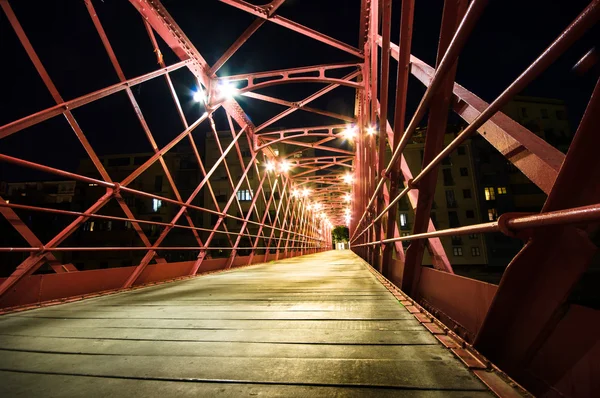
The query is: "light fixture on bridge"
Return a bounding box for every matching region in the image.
[341,125,357,141]
[291,188,300,197]
[278,160,291,173]
[342,173,354,185]
[301,188,311,197]
[366,125,377,136]
[343,193,352,202]
[265,161,276,172]
[193,88,205,103]
[313,203,322,211]
[216,81,238,99]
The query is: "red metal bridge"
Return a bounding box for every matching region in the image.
[0,0,599,396]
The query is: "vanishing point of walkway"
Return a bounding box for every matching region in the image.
[0,251,492,397]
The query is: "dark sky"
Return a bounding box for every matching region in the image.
[0,0,598,182]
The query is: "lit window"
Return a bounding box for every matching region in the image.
[468,233,478,239]
[89,221,95,232]
[88,183,98,187]
[484,187,495,201]
[471,246,481,256]
[152,198,162,212]
[399,213,408,227]
[497,187,507,195]
[453,247,463,256]
[488,208,498,221]
[236,189,253,201]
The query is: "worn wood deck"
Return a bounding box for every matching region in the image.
[0,250,492,397]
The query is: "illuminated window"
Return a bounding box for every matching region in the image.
[399,213,408,227]
[484,187,495,201]
[152,198,162,212]
[88,183,98,187]
[488,208,498,221]
[468,233,478,239]
[453,247,463,256]
[237,189,253,201]
[90,221,95,232]
[497,187,507,195]
[471,246,481,256]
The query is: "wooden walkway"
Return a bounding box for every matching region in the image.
[0,250,492,397]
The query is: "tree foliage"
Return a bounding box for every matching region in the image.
[332,226,349,243]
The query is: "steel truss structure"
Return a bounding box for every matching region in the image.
[0,0,599,396]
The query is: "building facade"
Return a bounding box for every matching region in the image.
[400,126,489,266]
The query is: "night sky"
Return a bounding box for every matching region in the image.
[0,0,598,182]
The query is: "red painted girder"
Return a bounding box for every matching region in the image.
[403,0,468,294]
[219,0,363,58]
[242,92,355,123]
[210,19,265,75]
[1,1,166,274]
[256,71,360,132]
[0,60,190,139]
[129,0,256,135]
[258,137,355,155]
[256,124,347,137]
[0,197,66,273]
[234,77,362,97]
[225,170,270,269]
[411,0,599,188]
[351,0,489,244]
[221,62,361,83]
[383,117,452,273]
[475,75,600,376]
[408,55,563,194]
[85,0,204,250]
[123,125,247,287]
[382,0,415,277]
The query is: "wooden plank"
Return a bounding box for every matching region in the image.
[0,250,492,395]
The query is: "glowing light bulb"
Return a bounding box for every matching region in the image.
[341,126,357,141]
[302,188,310,197]
[193,89,205,103]
[217,81,238,99]
[342,173,354,185]
[366,125,377,136]
[343,193,352,202]
[265,162,275,172]
[279,160,291,173]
